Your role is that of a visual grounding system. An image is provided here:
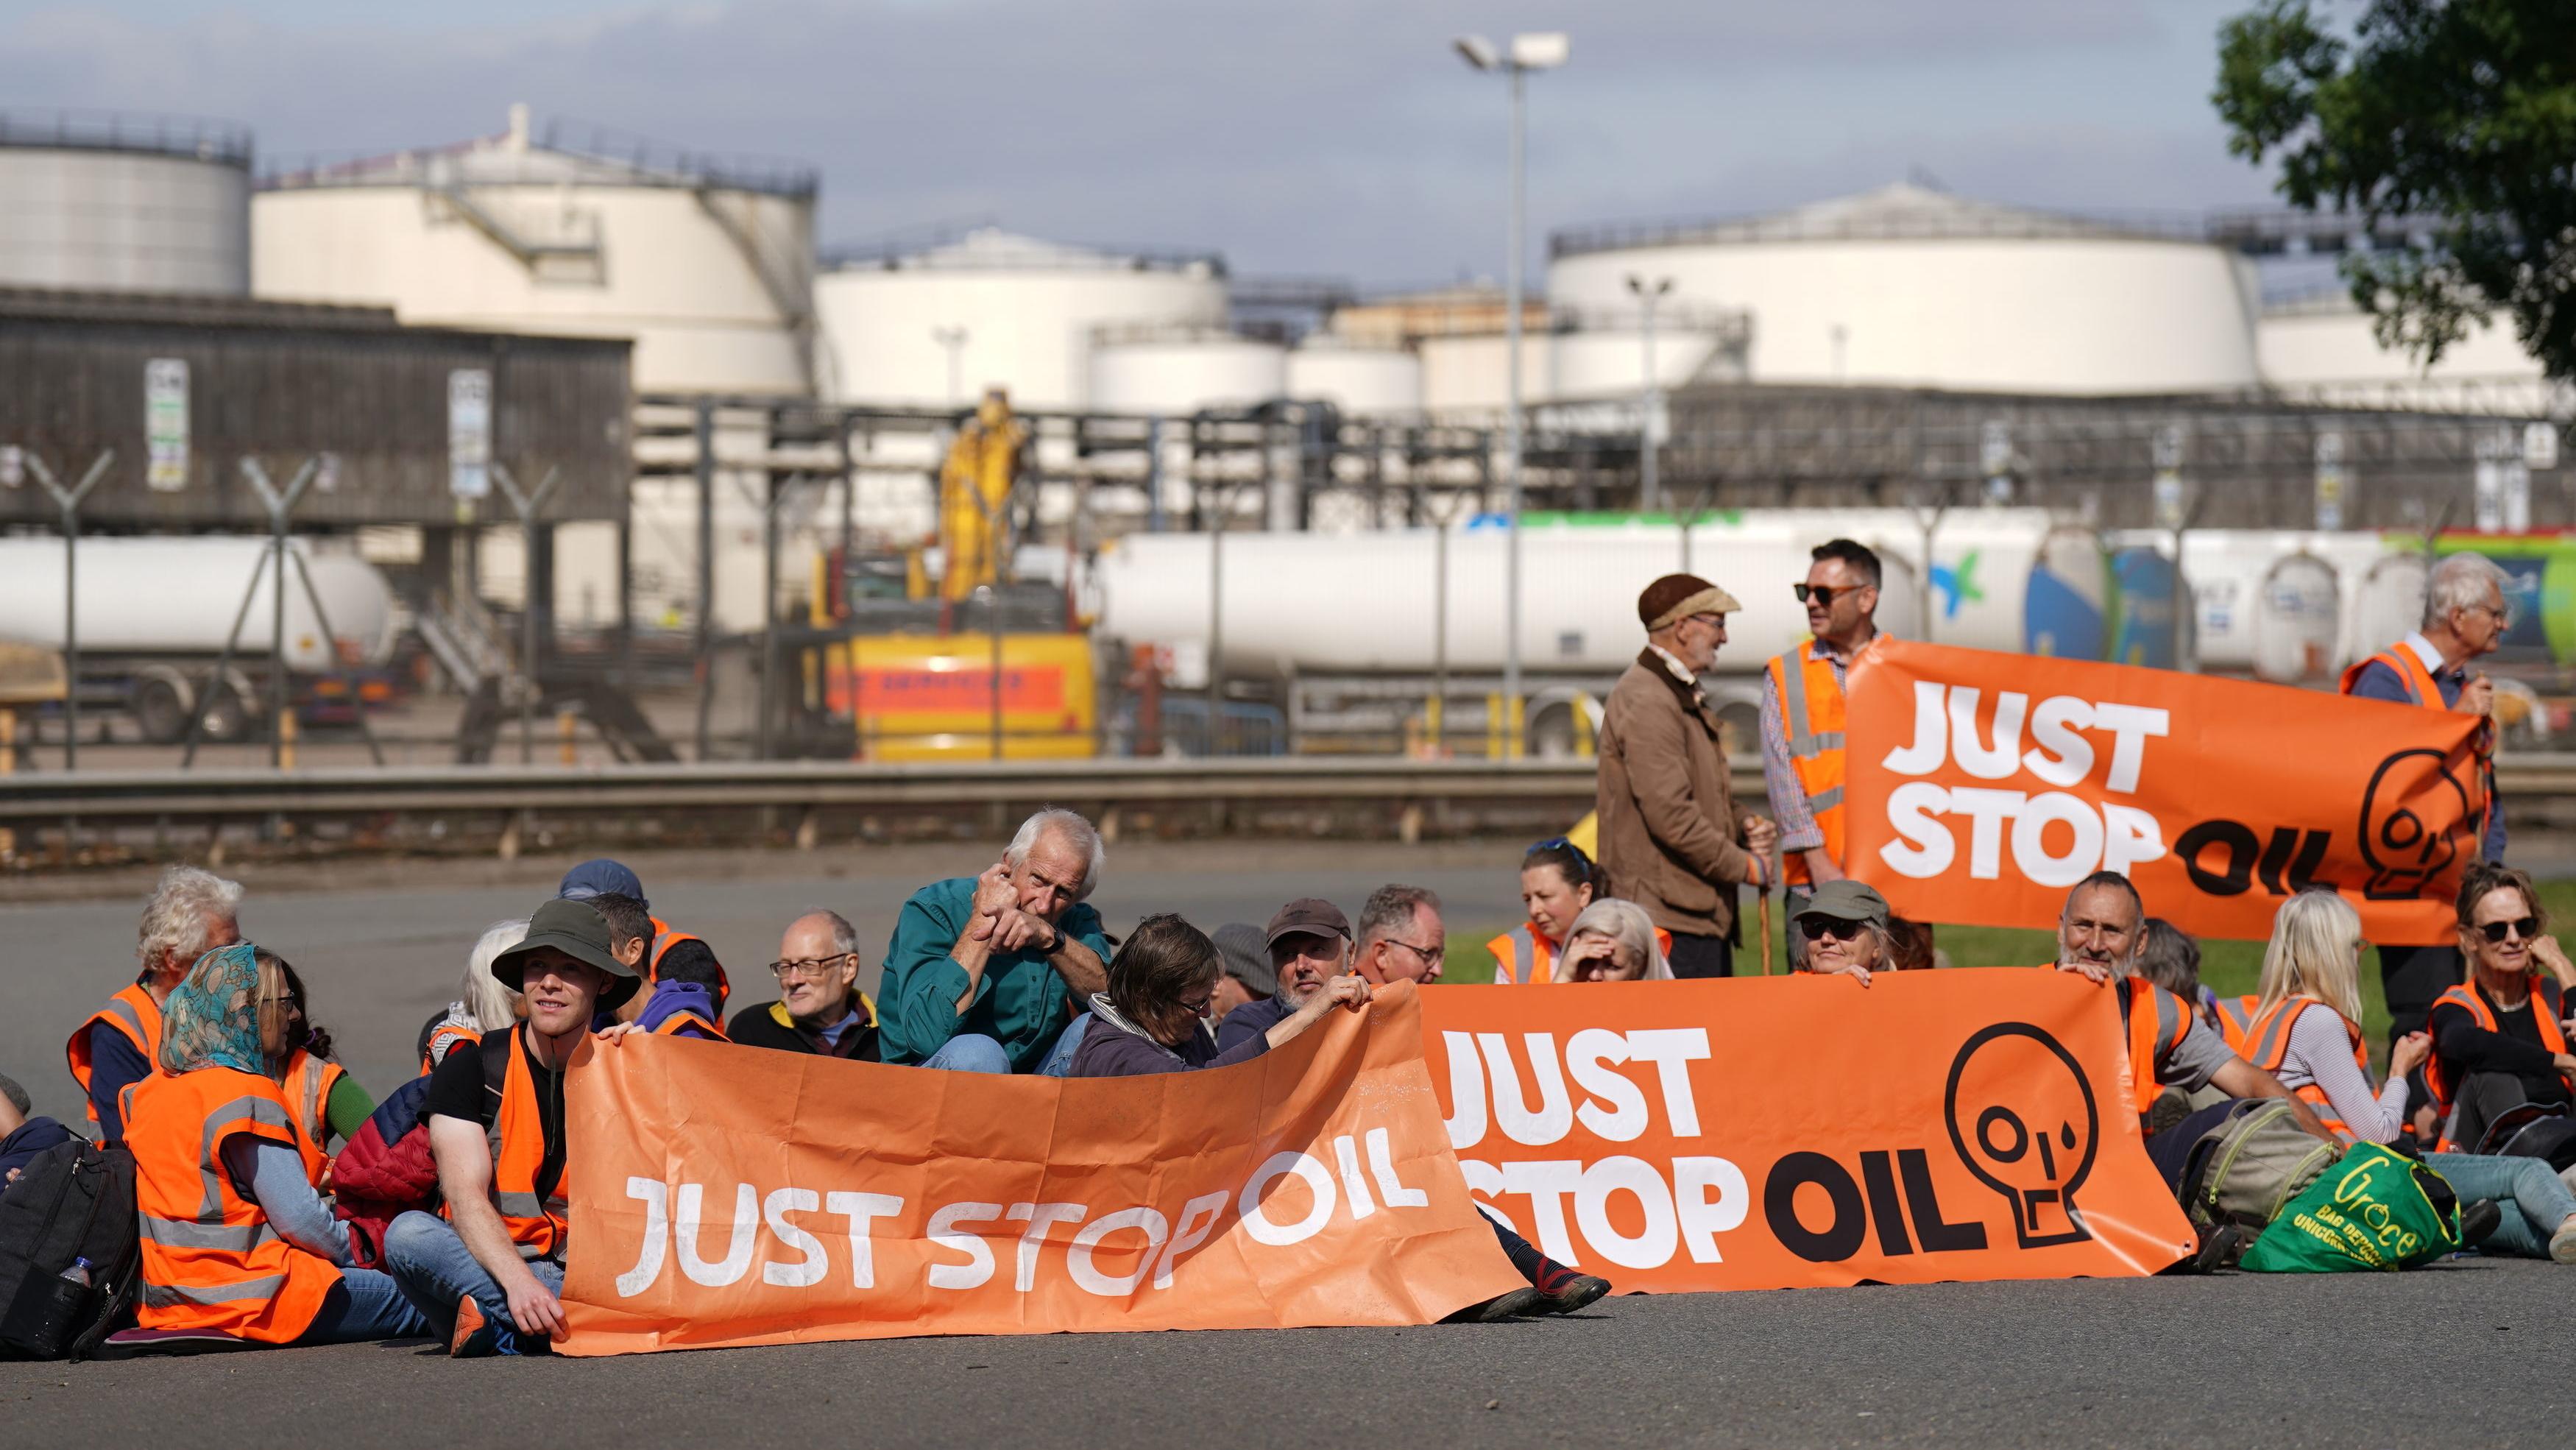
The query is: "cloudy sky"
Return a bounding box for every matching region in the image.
[4,0,2289,287]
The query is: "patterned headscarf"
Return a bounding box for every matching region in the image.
[158,941,275,1078]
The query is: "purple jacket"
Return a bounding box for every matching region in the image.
[1066,995,1270,1078]
[634,981,726,1040]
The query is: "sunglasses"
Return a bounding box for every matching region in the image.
[2477,916,2541,943]
[1794,584,1865,606]
[1800,916,1867,941]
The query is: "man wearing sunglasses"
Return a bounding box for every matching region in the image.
[1596,572,1777,979]
[2342,551,2510,1094]
[1760,540,1887,961]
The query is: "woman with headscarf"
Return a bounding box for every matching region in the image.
[123,942,434,1346]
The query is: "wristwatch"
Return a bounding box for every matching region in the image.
[1039,923,1064,955]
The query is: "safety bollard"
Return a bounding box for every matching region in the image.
[277,710,297,772]
[559,709,578,767]
[0,707,15,775]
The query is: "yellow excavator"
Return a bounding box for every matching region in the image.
[779,391,1099,760]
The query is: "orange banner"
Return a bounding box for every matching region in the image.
[1846,639,2483,944]
[1420,971,2195,1290]
[556,982,1520,1354]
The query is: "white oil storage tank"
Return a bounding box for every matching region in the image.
[1,111,252,294]
[1088,326,1285,414]
[815,228,1228,409]
[0,536,398,670]
[1285,339,1422,417]
[1548,183,2261,395]
[253,105,815,395]
[2106,530,2405,675]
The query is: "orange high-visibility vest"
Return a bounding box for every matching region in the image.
[650,1010,729,1040]
[2212,994,2259,1055]
[1487,921,1676,984]
[421,1023,482,1076]
[2240,996,2372,1139]
[64,982,163,1135]
[1766,645,1848,887]
[648,916,729,1011]
[126,1066,342,1343]
[450,1025,569,1260]
[2340,642,2497,845]
[2113,976,2188,1116]
[2424,977,2569,1148]
[278,1049,347,1188]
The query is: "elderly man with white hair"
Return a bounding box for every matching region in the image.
[66,863,243,1144]
[2341,550,2510,1093]
[876,807,1113,1075]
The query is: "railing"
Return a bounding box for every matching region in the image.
[0,109,253,168]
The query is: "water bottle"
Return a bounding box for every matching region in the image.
[0,1256,96,1358]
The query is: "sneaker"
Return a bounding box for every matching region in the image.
[2548,1217,2576,1265]
[2459,1198,2504,1248]
[1443,1287,1544,1323]
[1531,1262,1613,1314]
[449,1293,498,1358]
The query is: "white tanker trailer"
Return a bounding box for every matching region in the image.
[2104,530,2426,682]
[1090,509,2109,753]
[0,536,402,743]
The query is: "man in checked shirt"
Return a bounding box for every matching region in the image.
[1759,538,1887,967]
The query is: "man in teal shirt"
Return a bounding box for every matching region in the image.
[878,809,1112,1074]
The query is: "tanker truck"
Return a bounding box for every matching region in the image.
[1088,509,2111,755]
[0,536,402,744]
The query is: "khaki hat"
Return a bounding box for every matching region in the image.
[1638,573,1744,632]
[1264,897,1351,949]
[495,898,644,1009]
[1791,880,1892,933]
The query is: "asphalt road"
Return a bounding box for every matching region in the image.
[0,839,1524,1127]
[0,1258,2569,1448]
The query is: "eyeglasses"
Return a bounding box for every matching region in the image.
[1387,938,1446,968]
[768,954,855,981]
[1794,584,1867,606]
[1800,917,1867,941]
[2477,916,2540,944]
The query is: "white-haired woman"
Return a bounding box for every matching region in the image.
[417,919,528,1074]
[1557,899,1674,983]
[2245,888,2576,1262]
[68,863,244,1145]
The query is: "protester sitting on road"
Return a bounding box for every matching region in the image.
[2244,888,2576,1263]
[1208,922,1274,1022]
[2426,862,2576,1153]
[383,898,642,1357]
[1215,898,1351,1052]
[1790,882,1894,986]
[877,807,1112,1075]
[68,863,243,1146]
[2137,916,2246,1048]
[1068,913,1607,1319]
[1353,885,1446,986]
[584,891,723,1039]
[272,956,373,1183]
[556,857,646,910]
[420,919,528,1073]
[729,910,880,1060]
[2048,871,2332,1158]
[1557,899,1674,983]
[124,941,434,1347]
[0,1069,75,1184]
[1069,913,1370,1076]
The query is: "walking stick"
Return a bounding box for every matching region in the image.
[1756,888,1772,978]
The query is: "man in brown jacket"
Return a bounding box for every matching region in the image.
[1596,573,1776,978]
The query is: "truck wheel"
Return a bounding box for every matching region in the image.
[132,676,192,745]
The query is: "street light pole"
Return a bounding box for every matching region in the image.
[1456,29,1566,760]
[1627,275,1671,513]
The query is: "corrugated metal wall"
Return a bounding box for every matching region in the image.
[0,293,631,526]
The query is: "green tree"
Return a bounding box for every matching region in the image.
[2214,0,2575,383]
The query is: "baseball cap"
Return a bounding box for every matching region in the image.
[1265,897,1351,949]
[1791,880,1892,933]
[558,858,647,910]
[495,898,644,1008]
[1211,922,1277,997]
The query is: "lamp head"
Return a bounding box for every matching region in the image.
[1454,34,1499,71]
[1510,32,1570,70]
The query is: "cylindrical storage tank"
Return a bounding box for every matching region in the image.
[1,112,252,294]
[0,537,398,670]
[1415,331,1552,419]
[1285,341,1422,416]
[2251,553,2342,684]
[255,107,815,395]
[2108,530,2410,674]
[1087,328,1284,415]
[2347,552,2428,668]
[815,229,1226,409]
[2109,546,2193,671]
[1549,183,2262,395]
[1546,322,1749,400]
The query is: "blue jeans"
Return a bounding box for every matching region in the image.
[2425,1152,2576,1259]
[382,1210,565,1356]
[294,1267,436,1345]
[921,1014,1089,1077]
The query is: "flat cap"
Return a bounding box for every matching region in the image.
[1638,573,1744,632]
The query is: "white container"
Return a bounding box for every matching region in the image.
[1088,330,1285,415]
[1,122,251,294]
[1285,342,1422,417]
[0,536,399,671]
[2250,552,2343,684]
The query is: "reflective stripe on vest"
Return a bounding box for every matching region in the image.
[1768,647,1849,887]
[280,1050,344,1187]
[1487,925,1554,986]
[2115,977,2183,1115]
[2240,996,2366,1138]
[2212,994,2257,1055]
[480,1025,568,1259]
[651,1011,726,1039]
[127,1068,339,1343]
[64,983,163,1131]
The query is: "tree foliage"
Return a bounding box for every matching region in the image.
[2214,0,2576,383]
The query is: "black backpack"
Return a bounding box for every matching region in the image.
[0,1139,141,1361]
